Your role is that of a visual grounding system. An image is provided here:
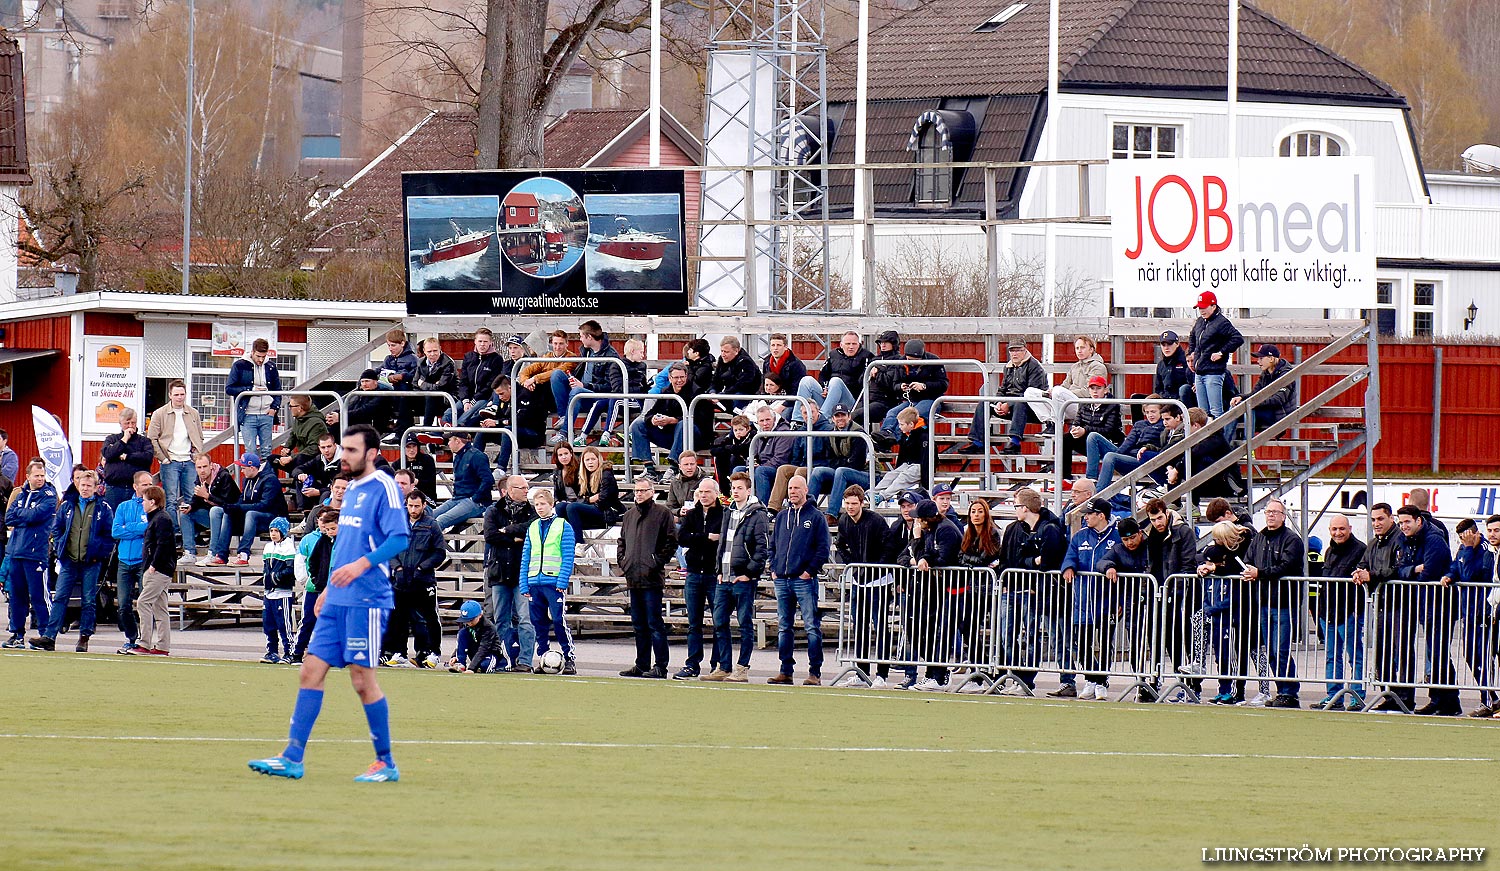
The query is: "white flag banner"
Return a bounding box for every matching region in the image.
[31,405,72,494]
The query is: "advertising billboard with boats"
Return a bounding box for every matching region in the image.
[403,169,687,315]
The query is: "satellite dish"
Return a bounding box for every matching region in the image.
[1462,144,1500,173]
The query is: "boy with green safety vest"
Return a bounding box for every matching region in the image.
[521,489,577,673]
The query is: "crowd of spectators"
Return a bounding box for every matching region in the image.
[1,310,1490,716]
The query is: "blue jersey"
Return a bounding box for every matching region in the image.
[324,470,409,609]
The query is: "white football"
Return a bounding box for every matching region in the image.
[538,649,566,674]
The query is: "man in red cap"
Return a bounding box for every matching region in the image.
[1061,375,1122,478]
[1186,291,1243,418]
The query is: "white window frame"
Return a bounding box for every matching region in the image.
[1272,122,1354,158]
[184,341,305,434]
[1410,279,1439,338]
[1110,121,1184,160]
[1366,279,1398,337]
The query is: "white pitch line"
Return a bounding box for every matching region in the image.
[0,733,1491,763]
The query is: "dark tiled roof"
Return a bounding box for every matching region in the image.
[828,0,1401,104]
[1065,2,1401,101]
[0,32,29,184]
[541,108,648,168]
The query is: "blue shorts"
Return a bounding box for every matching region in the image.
[307,603,390,669]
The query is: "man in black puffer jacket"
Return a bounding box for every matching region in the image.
[1243,499,1305,708]
[674,477,726,680]
[383,491,447,668]
[483,474,538,672]
[1061,377,1123,478]
[863,331,904,430]
[1187,290,1244,418]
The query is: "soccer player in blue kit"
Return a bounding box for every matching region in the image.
[249,425,411,782]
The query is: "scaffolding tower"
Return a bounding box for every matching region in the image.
[699,0,832,315]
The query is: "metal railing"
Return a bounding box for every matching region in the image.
[682,392,814,453]
[340,388,459,429]
[860,358,992,437]
[230,389,347,482]
[509,355,631,466]
[565,391,689,485]
[746,427,878,495]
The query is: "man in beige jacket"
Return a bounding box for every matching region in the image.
[146,379,205,554]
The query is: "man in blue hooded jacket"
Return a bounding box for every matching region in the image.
[766,474,830,685]
[3,460,57,647]
[30,466,115,651]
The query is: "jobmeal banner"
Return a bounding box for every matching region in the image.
[1108,157,1376,309]
[402,168,689,316]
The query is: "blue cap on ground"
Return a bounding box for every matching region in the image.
[460,601,483,621]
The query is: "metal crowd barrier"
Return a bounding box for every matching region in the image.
[831,564,999,691]
[987,569,1160,700]
[1365,578,1500,714]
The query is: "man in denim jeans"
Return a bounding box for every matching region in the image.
[1243,499,1305,708]
[226,338,282,457]
[765,474,830,685]
[673,477,724,680]
[1313,515,1366,710]
[146,380,203,551]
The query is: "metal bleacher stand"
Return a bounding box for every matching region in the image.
[681,392,814,453]
[564,390,688,485]
[508,355,630,476]
[745,426,878,496]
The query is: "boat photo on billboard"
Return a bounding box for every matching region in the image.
[583,192,683,292]
[406,194,502,292]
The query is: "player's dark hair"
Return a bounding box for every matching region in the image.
[406,489,428,503]
[1488,514,1500,527]
[1371,502,1393,516]
[1457,518,1477,535]
[321,510,340,524]
[344,424,380,452]
[1396,505,1421,520]
[142,485,165,506]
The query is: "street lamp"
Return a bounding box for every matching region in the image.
[1464,300,1478,331]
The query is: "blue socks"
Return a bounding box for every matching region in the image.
[282,688,324,763]
[363,697,393,766]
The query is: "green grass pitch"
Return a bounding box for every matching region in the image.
[1,652,1495,870]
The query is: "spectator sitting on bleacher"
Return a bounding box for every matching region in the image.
[754,375,794,421]
[870,407,928,504]
[1061,376,1122,477]
[483,475,538,673]
[99,408,154,513]
[448,601,505,673]
[710,415,755,493]
[808,404,869,508]
[596,337,650,449]
[710,336,762,418]
[290,508,337,664]
[552,320,622,441]
[1031,335,1107,435]
[338,369,395,435]
[876,339,947,443]
[289,433,341,513]
[767,400,834,511]
[433,431,493,531]
[413,338,458,426]
[473,375,514,466]
[762,334,807,397]
[1089,398,1163,491]
[502,334,530,380]
[556,446,623,539]
[1155,331,1194,411]
[683,338,716,402]
[456,328,505,421]
[400,437,438,501]
[514,330,573,417]
[1164,408,1244,501]
[958,339,1047,455]
[1230,344,1297,439]
[523,489,577,674]
[1105,404,1187,494]
[549,444,581,504]
[259,517,297,664]
[207,453,287,567]
[863,331,904,430]
[272,395,330,478]
[798,331,873,423]
[631,364,700,483]
[748,405,795,506]
[184,454,239,564]
[383,490,447,668]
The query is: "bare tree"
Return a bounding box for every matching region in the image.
[875,238,1095,318]
[17,160,150,294]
